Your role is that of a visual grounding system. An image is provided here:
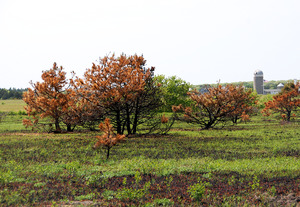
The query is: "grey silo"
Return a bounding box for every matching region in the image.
[253,70,264,94]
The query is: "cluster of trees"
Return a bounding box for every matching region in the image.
[176,82,300,129]
[23,55,164,134]
[0,88,26,99]
[172,84,257,129]
[23,54,300,134]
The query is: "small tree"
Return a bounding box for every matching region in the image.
[173,84,256,129]
[23,63,72,132]
[262,83,300,121]
[93,118,125,160]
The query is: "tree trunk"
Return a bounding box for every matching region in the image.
[66,124,73,132]
[132,114,138,134]
[204,119,215,130]
[54,118,61,132]
[132,98,140,134]
[116,111,122,134]
[203,124,211,130]
[232,116,238,124]
[121,121,126,134]
[287,110,291,121]
[125,104,132,135]
[106,146,111,160]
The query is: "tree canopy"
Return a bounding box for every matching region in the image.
[23,63,73,132]
[262,82,300,121]
[155,75,192,112]
[173,84,256,129]
[72,54,162,134]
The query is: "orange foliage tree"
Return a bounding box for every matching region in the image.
[93,118,125,160]
[262,83,300,121]
[226,86,257,124]
[73,54,162,134]
[23,63,73,132]
[173,84,256,129]
[60,86,104,131]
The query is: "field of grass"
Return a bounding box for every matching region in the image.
[0,100,26,112]
[0,100,299,206]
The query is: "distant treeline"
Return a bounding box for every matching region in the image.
[1,79,296,99]
[0,88,27,99]
[193,80,296,91]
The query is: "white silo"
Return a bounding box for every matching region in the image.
[253,70,264,94]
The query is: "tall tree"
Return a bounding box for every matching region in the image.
[23,63,71,132]
[73,54,162,134]
[173,84,256,129]
[262,82,300,121]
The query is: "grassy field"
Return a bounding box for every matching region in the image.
[0,99,28,133]
[0,100,299,206]
[0,100,26,112]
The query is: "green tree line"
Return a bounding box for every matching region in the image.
[0,88,27,100]
[193,80,296,91]
[1,80,295,100]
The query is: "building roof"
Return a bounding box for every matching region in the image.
[254,70,263,76]
[277,83,284,88]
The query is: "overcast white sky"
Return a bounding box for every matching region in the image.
[0,0,299,88]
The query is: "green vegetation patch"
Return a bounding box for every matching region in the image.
[0,117,299,206]
[0,100,26,112]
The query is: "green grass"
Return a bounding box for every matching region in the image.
[0,100,26,112]
[1,121,299,178]
[0,115,29,132]
[0,99,299,205]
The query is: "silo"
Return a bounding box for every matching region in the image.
[253,70,264,94]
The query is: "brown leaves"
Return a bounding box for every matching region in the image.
[172,104,183,112]
[161,114,169,123]
[93,118,125,159]
[22,63,72,132]
[262,83,300,121]
[22,119,33,128]
[241,111,250,122]
[173,84,257,129]
[23,54,160,134]
[81,54,151,106]
[72,53,160,134]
